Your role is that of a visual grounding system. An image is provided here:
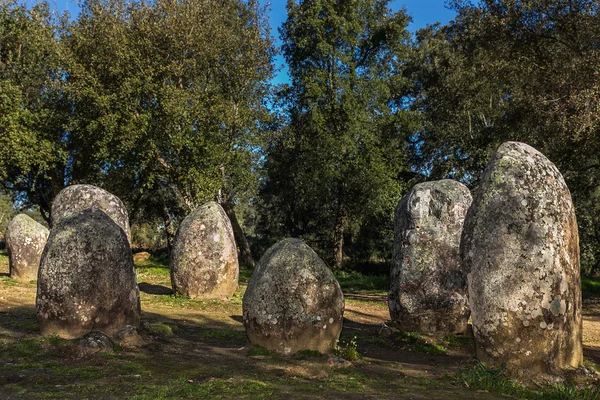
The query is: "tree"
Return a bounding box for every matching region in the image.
[0,0,274,265]
[260,0,414,268]
[64,0,273,263]
[410,0,600,273]
[0,1,69,221]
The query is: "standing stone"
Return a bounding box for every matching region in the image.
[462,142,582,375]
[389,180,472,335]
[242,238,344,355]
[170,201,238,299]
[51,184,131,242]
[37,209,140,338]
[5,214,49,282]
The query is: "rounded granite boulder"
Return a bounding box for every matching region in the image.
[242,238,344,355]
[5,214,49,282]
[51,184,130,242]
[170,201,239,299]
[389,180,472,335]
[461,142,582,376]
[37,208,140,338]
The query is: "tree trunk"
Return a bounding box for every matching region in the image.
[333,213,344,270]
[221,200,255,268]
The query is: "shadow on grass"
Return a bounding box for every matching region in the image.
[138,282,173,296]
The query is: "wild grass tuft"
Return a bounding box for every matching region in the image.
[334,336,361,361]
[457,362,600,400]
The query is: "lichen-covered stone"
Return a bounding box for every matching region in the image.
[389,180,472,335]
[51,184,131,242]
[170,202,238,299]
[242,238,344,355]
[5,214,49,282]
[461,142,582,375]
[37,209,140,338]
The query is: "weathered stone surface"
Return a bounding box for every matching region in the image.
[461,142,582,375]
[5,214,49,282]
[78,331,114,358]
[170,202,238,299]
[51,184,131,242]
[37,209,140,338]
[242,238,344,355]
[389,180,472,335]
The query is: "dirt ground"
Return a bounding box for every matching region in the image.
[1,256,599,399]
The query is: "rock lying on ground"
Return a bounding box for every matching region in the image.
[5,214,49,282]
[170,201,238,299]
[242,238,344,355]
[78,331,114,358]
[37,208,140,339]
[133,251,151,263]
[389,179,472,335]
[461,141,582,377]
[51,184,131,242]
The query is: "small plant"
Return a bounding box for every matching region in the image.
[334,336,361,361]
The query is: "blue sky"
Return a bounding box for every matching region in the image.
[49,0,456,83]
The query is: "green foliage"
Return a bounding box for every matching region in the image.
[410,0,600,274]
[131,222,165,251]
[259,0,415,268]
[334,336,361,361]
[456,362,600,400]
[0,0,273,260]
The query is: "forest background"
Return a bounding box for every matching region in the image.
[1,0,600,276]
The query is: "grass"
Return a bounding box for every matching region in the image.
[135,256,170,278]
[334,270,388,292]
[247,345,272,357]
[582,276,600,298]
[456,362,600,400]
[393,331,447,355]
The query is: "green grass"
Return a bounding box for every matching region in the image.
[334,270,389,292]
[582,276,600,298]
[148,323,176,336]
[2,276,20,286]
[135,256,170,278]
[457,362,600,400]
[194,328,247,342]
[292,349,322,359]
[393,331,447,355]
[247,345,272,356]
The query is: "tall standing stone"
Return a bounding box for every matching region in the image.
[5,214,49,282]
[462,142,582,375]
[37,209,140,338]
[51,184,131,242]
[170,202,239,299]
[242,238,344,355]
[389,180,472,335]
